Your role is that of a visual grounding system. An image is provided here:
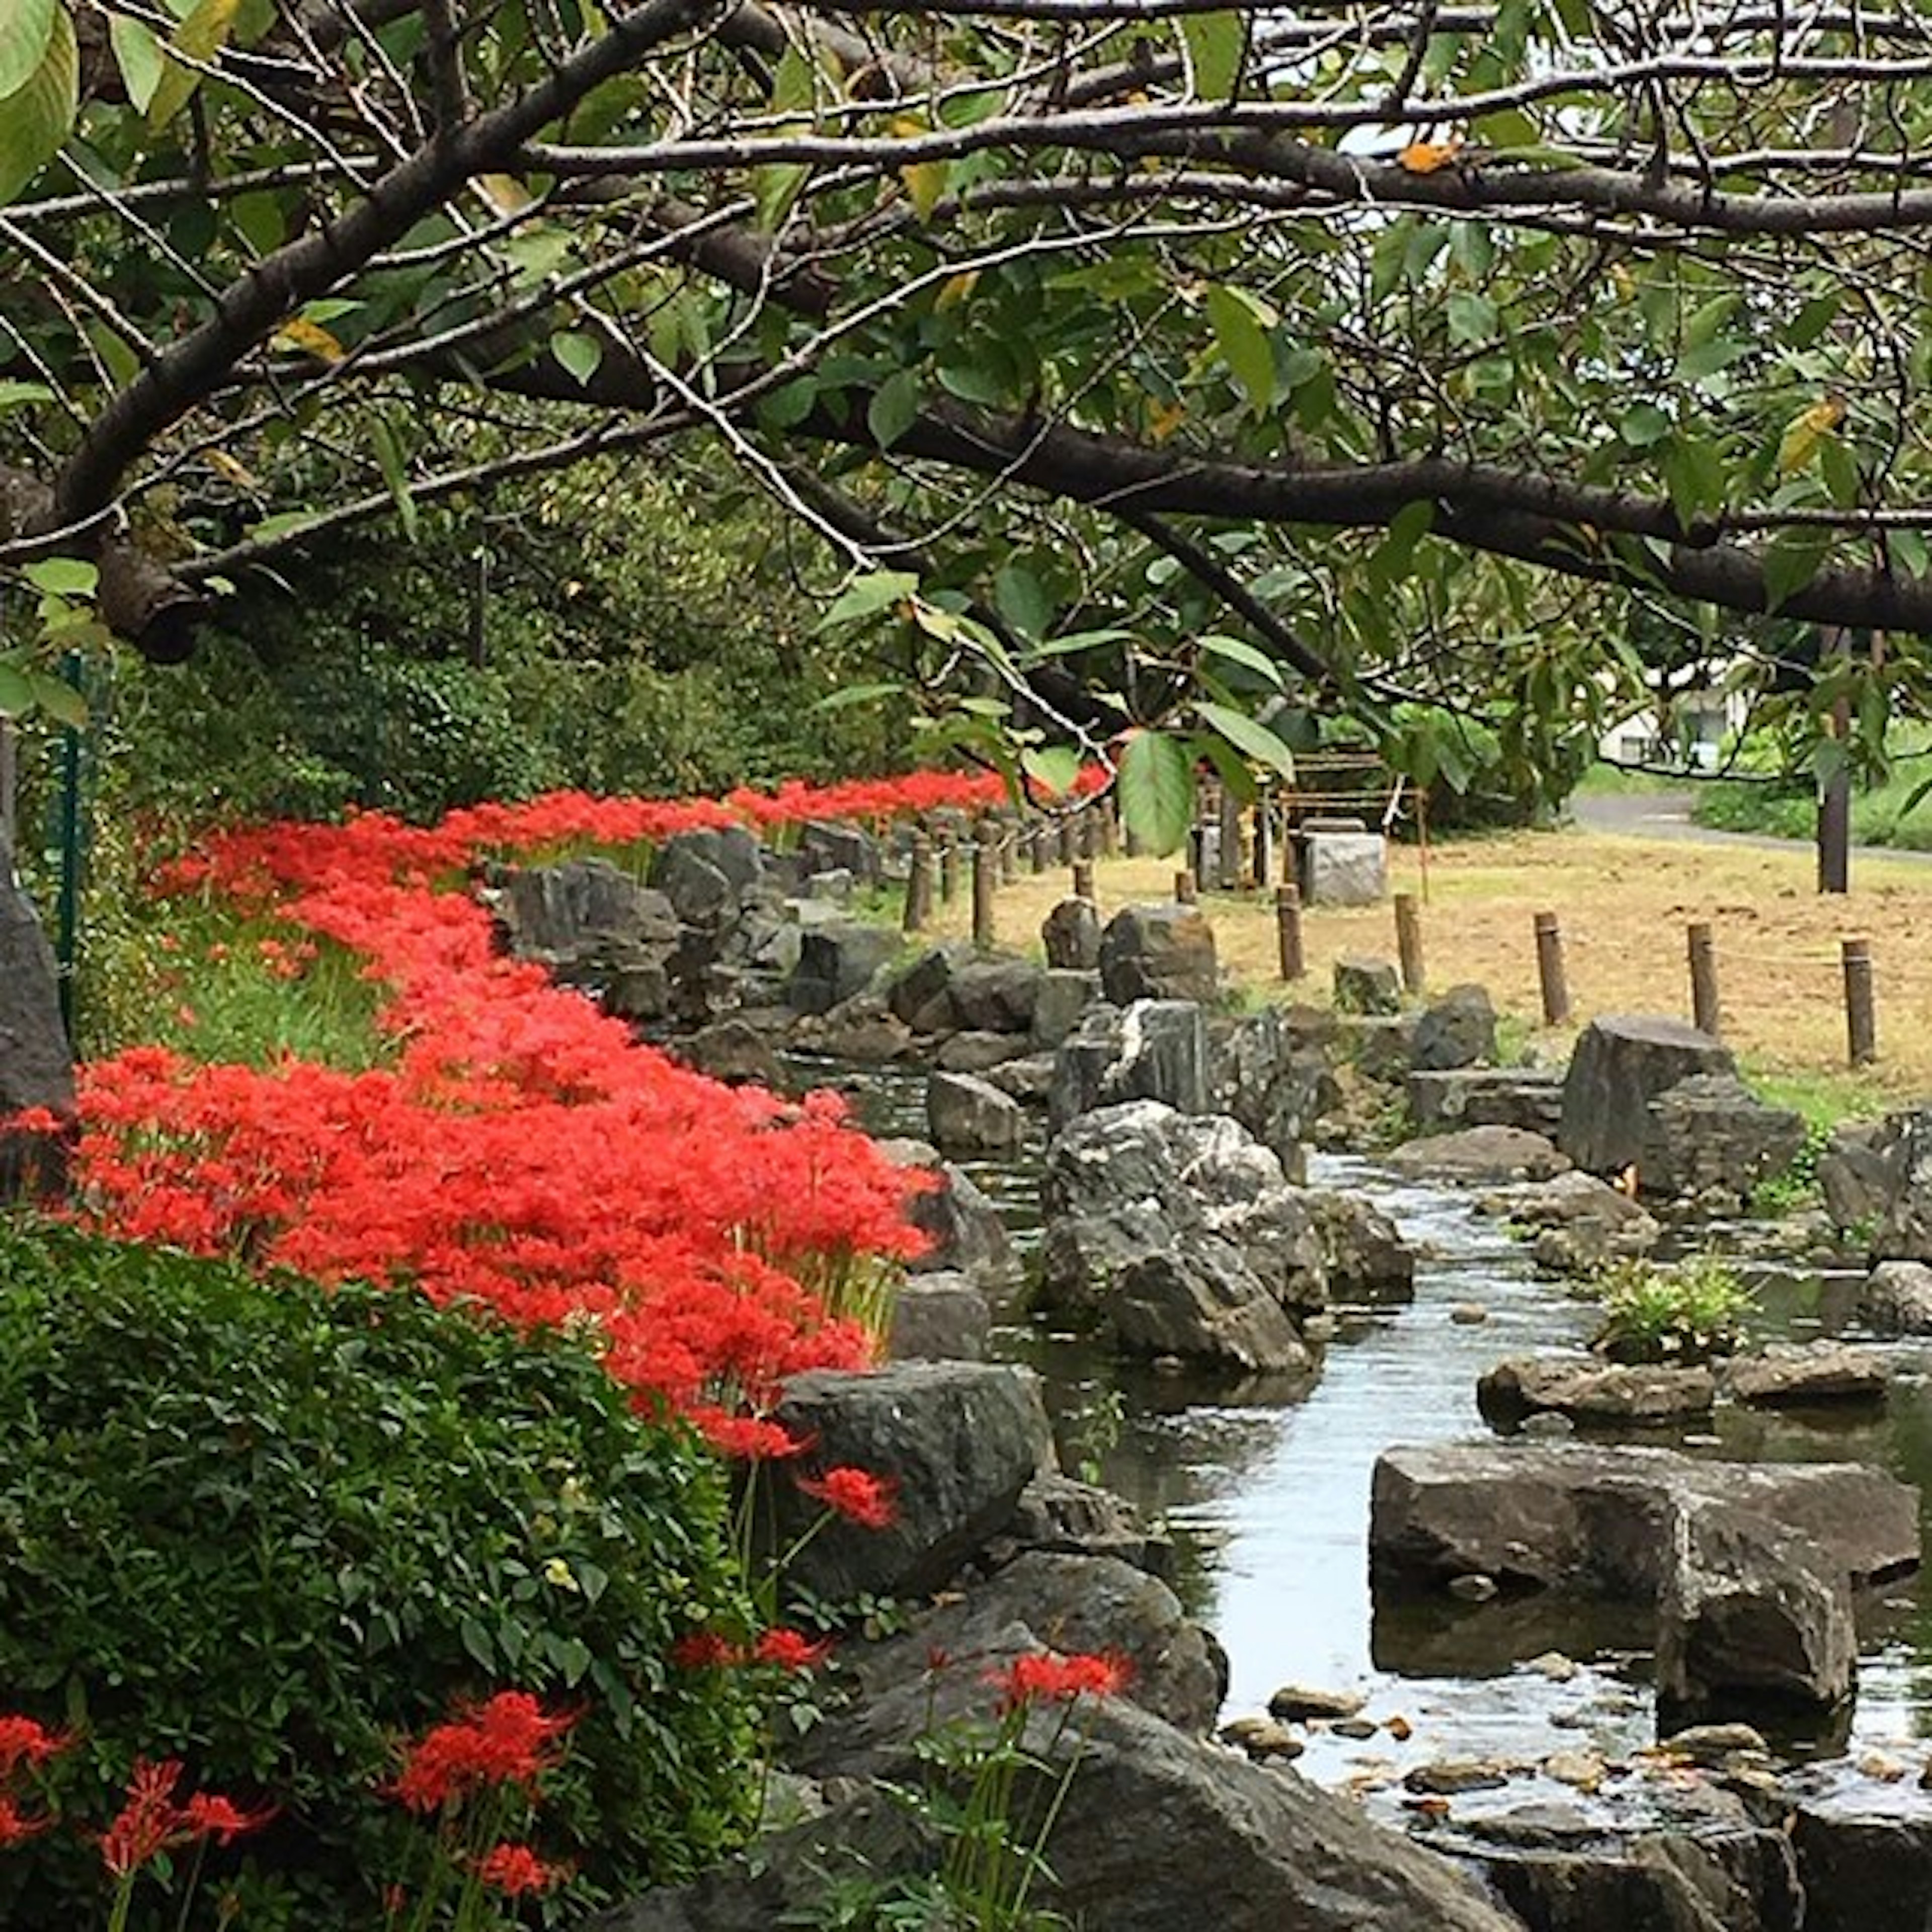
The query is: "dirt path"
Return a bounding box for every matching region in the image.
[927,817,1932,1111]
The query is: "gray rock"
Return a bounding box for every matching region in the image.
[647,826,764,922]
[1030,969,1101,1051]
[1371,1441,1919,1597]
[1296,1188,1416,1303]
[766,1361,1055,1601]
[1210,1005,1331,1176]
[1498,1168,1660,1274]
[1655,1494,1857,1718]
[1477,1355,1716,1427]
[1266,1683,1366,1721]
[1098,903,1219,1006]
[886,1273,991,1362]
[1817,1117,1892,1237]
[1003,1473,1171,1577]
[1411,983,1498,1072]
[980,1052,1058,1104]
[1639,1074,1808,1204]
[1862,1258,1932,1333]
[797,820,880,882]
[1041,897,1102,970]
[899,1157,1017,1291]
[808,995,916,1063]
[926,1070,1029,1156]
[493,858,680,959]
[1036,1205,1171,1327]
[675,1018,784,1088]
[1408,1067,1566,1137]
[1384,1125,1571,1184]
[1333,955,1402,1015]
[0,866,72,1198]
[1719,1343,1890,1408]
[1049,998,1209,1128]
[787,923,900,1015]
[1346,1013,1421,1082]
[948,957,1042,1034]
[1790,1789,1932,1932]
[885,944,975,1034]
[1559,1015,1737,1177]
[1302,829,1388,906]
[1114,1241,1313,1375]
[933,1029,1031,1074]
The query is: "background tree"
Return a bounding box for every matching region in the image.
[6,0,1932,837]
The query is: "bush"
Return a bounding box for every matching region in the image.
[1591,1252,1753,1364]
[0,1217,759,1928]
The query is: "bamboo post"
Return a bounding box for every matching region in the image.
[1687,921,1721,1037]
[1534,911,1571,1025]
[1072,859,1095,904]
[971,823,997,950]
[1175,868,1198,905]
[1275,883,1305,981]
[903,832,933,933]
[1395,892,1425,995]
[1843,935,1877,1065]
[1217,781,1243,891]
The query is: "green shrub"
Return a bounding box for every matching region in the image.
[1591,1252,1753,1364]
[0,1217,758,1927]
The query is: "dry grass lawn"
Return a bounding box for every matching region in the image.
[925,825,1932,1117]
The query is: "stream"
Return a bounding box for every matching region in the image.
[807,1057,1932,1794]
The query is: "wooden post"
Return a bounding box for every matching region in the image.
[1079,808,1101,861]
[972,824,997,950]
[1534,911,1571,1025]
[1217,781,1243,891]
[903,833,933,933]
[1843,935,1877,1065]
[1395,892,1424,995]
[998,815,1019,886]
[1275,883,1305,981]
[1687,921,1721,1037]
[1253,794,1273,891]
[1099,801,1119,857]
[1189,820,1208,891]
[1057,817,1078,865]
[1027,823,1048,874]
[1072,859,1095,904]
[1174,868,1198,905]
[938,836,959,906]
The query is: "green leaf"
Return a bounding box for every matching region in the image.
[458,1616,494,1670]
[993,561,1053,640]
[754,162,808,232]
[0,0,56,98]
[1178,10,1244,99]
[28,671,86,728]
[866,369,920,451]
[551,330,602,385]
[1445,290,1497,344]
[1784,293,1840,350]
[369,418,418,542]
[1020,745,1082,796]
[1204,286,1275,415]
[146,0,239,131]
[1618,403,1672,449]
[934,359,1006,407]
[1662,434,1726,528]
[813,680,904,711]
[0,379,51,412]
[1118,729,1195,856]
[0,662,32,716]
[1194,699,1297,779]
[1891,528,1929,582]
[1761,529,1833,614]
[818,569,918,631]
[756,378,817,431]
[24,556,96,597]
[1197,633,1284,689]
[108,14,166,113]
[0,4,76,207]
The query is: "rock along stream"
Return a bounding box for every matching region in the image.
[813,1055,1932,1799]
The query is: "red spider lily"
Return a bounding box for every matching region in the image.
[690,1410,810,1461]
[751,1628,834,1670]
[669,1631,743,1670]
[179,1792,280,1843]
[0,1795,50,1846]
[387,1692,578,1813]
[97,1759,274,1877]
[0,1714,75,1776]
[473,1840,571,1895]
[0,1106,65,1136]
[989,1651,1133,1714]
[795,1465,898,1531]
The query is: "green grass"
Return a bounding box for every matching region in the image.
[1745,1063,1897,1131]
[1572,763,1688,797]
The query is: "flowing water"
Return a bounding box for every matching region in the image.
[804,1056,1932,1786]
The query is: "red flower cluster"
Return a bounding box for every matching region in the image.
[473,1839,570,1895]
[98,1758,276,1876]
[0,1715,72,1848]
[990,1651,1132,1714]
[387,1692,578,1814]
[669,1627,833,1672]
[796,1465,899,1530]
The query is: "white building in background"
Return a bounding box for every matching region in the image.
[1596,665,1752,772]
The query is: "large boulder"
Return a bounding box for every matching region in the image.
[884,944,976,1035]
[1049,998,1210,1128]
[1860,1258,1932,1334]
[765,1362,1054,1601]
[647,826,765,924]
[1296,1189,1416,1303]
[0,866,73,1198]
[1558,1015,1736,1176]
[1654,1494,1858,1718]
[1041,897,1102,970]
[1719,1343,1890,1408]
[1494,1168,1660,1274]
[493,857,680,960]
[1817,1117,1893,1237]
[1638,1074,1808,1204]
[1815,1107,1932,1261]
[1030,969,1100,1051]
[1371,1442,1918,1597]
[797,820,881,883]
[1113,1242,1313,1375]
[1097,904,1219,1006]
[1209,1005,1333,1175]
[1790,1786,1932,1932]
[925,1070,1028,1156]
[887,1146,1017,1292]
[947,957,1042,1034]
[786,923,900,1016]
[1411,983,1498,1071]
[886,1272,991,1363]
[1384,1125,1571,1185]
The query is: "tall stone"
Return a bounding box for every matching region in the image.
[1558,1015,1736,1177]
[1098,904,1218,1005]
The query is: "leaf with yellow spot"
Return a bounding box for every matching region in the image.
[474,174,535,217]
[1777,393,1847,476]
[1397,138,1464,174]
[934,270,979,313]
[272,316,345,362]
[204,448,260,488]
[1146,397,1186,444]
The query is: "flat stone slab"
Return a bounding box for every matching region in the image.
[1720,1343,1891,1409]
[1477,1355,1716,1427]
[1371,1442,1919,1596]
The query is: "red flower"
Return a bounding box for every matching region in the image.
[795,1466,898,1531]
[670,1631,743,1670]
[696,1412,809,1462]
[99,1759,185,1877]
[179,1792,278,1843]
[990,1650,1132,1714]
[0,1714,75,1775]
[473,1841,570,1895]
[752,1628,833,1670]
[0,1795,50,1846]
[0,1107,63,1136]
[388,1692,577,1813]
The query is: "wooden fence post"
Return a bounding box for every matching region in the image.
[1843,936,1877,1065]
[1175,869,1198,905]
[1395,891,1424,995]
[1687,921,1721,1037]
[938,835,959,906]
[1275,883,1305,981]
[1217,782,1243,891]
[998,814,1019,886]
[1072,859,1095,904]
[972,823,997,950]
[903,832,933,933]
[1253,793,1273,891]
[1534,911,1571,1025]
[1028,822,1048,874]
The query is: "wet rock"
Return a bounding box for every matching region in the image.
[1406,1759,1510,1796]
[898,1156,1017,1291]
[1097,903,1220,1006]
[1049,998,1210,1128]
[1371,1442,1919,1598]
[1499,1169,1660,1274]
[886,1273,991,1363]
[1385,1125,1571,1185]
[1041,896,1102,970]
[1860,1259,1932,1334]
[1478,1355,1716,1428]
[1003,1473,1170,1577]
[1408,1067,1566,1139]
[926,1070,1028,1156]
[1639,1074,1808,1205]
[1659,1721,1769,1761]
[1114,1242,1313,1376]
[1719,1342,1890,1408]
[807,994,916,1063]
[1411,983,1498,1072]
[1036,1204,1171,1327]
[766,1361,1054,1602]
[948,958,1042,1034]
[1267,1684,1367,1722]
[1333,955,1402,1016]
[1451,1304,1490,1325]
[1655,1495,1857,1719]
[1030,968,1101,1050]
[1332,1717,1381,1740]
[1789,1784,1932,1932]
[1221,1716,1304,1761]
[787,922,899,1016]
[675,1017,784,1088]
[1558,1014,1737,1178]
[1298,1189,1416,1303]
[1524,1652,1578,1682]
[934,1028,1031,1074]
